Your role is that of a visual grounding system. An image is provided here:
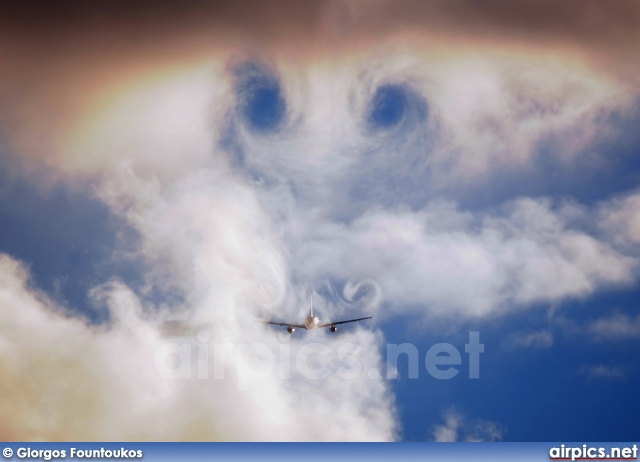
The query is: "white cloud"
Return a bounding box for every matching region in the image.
[432,412,461,442]
[580,365,626,380]
[0,254,396,441]
[64,62,233,182]
[599,192,640,248]
[423,55,629,182]
[432,410,505,442]
[291,198,636,319]
[504,330,554,350]
[588,313,640,340]
[224,51,631,203]
[0,255,179,440]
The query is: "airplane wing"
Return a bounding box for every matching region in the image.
[318,316,372,328]
[260,321,306,328]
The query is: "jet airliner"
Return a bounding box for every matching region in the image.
[261,295,372,333]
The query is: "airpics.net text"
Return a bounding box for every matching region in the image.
[154,332,484,391]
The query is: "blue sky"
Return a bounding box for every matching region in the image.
[0,0,639,442]
[384,291,640,441]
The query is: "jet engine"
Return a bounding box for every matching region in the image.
[287,326,295,334]
[329,325,337,332]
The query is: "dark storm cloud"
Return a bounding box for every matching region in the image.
[1,1,637,62]
[0,1,323,49]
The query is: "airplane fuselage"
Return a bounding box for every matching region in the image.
[304,315,320,330]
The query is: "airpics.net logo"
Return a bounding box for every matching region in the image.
[549,444,638,461]
[153,331,484,390]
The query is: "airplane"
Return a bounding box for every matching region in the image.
[260,295,372,333]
